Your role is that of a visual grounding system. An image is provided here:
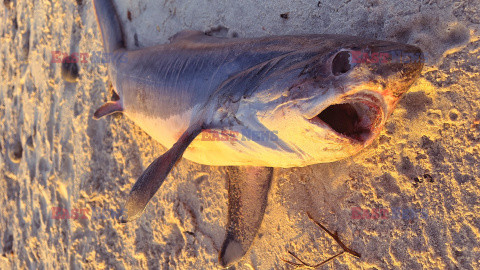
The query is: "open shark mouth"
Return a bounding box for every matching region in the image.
[309,94,384,143]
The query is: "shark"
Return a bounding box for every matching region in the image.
[80,0,424,267]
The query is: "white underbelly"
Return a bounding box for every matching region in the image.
[124,110,321,167]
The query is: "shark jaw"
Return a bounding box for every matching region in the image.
[308,91,385,145]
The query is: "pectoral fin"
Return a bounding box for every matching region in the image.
[121,125,202,222]
[219,166,273,267]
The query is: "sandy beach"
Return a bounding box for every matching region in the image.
[1,0,479,269]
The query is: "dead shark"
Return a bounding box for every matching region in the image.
[81,0,424,267]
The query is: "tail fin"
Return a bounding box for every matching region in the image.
[93,0,125,53]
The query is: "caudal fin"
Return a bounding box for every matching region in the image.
[93,0,125,53]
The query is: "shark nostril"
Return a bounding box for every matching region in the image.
[332,51,352,75]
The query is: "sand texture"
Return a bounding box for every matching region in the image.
[1,0,479,269]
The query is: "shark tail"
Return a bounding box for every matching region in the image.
[60,0,125,82]
[92,0,126,53]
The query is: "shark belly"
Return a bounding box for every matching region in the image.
[124,108,355,167]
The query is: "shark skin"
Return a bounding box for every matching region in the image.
[82,0,424,267]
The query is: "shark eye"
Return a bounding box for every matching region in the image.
[332,51,352,75]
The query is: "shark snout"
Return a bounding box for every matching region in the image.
[339,42,424,113]
[367,43,424,98]
[393,44,424,86]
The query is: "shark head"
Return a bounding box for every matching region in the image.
[238,36,424,166]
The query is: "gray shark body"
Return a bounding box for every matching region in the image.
[86,0,423,267]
